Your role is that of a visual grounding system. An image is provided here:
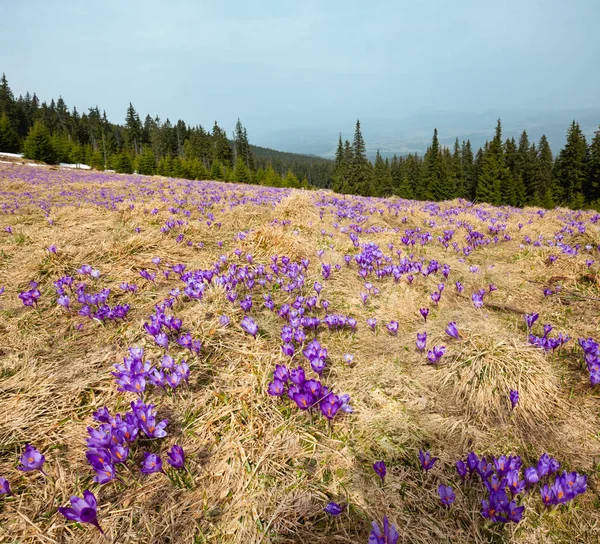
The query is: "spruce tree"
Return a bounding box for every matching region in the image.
[332,134,346,193]
[373,150,392,196]
[233,156,252,184]
[264,163,282,187]
[554,121,588,204]
[0,73,16,123]
[350,120,373,196]
[452,139,464,198]
[210,159,224,180]
[461,140,475,199]
[0,113,20,152]
[125,103,142,154]
[424,129,452,201]
[137,146,156,175]
[530,135,554,204]
[23,122,57,164]
[586,127,600,203]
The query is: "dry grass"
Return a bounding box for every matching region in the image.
[1,163,600,543]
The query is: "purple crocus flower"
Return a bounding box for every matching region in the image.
[167,445,185,469]
[445,322,459,340]
[267,379,286,396]
[241,316,258,338]
[324,502,345,516]
[438,484,456,506]
[373,460,387,483]
[367,317,377,330]
[419,450,438,472]
[456,460,468,480]
[524,313,539,330]
[455,281,464,293]
[431,292,441,305]
[386,321,399,335]
[426,346,446,364]
[140,453,163,474]
[420,308,429,321]
[0,477,12,496]
[524,467,539,485]
[58,490,104,535]
[93,462,117,484]
[416,332,427,352]
[369,516,399,544]
[219,314,230,327]
[18,444,46,474]
[509,389,519,410]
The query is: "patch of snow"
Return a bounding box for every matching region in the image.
[60,163,91,170]
[0,152,23,158]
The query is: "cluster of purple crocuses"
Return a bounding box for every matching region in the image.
[578,337,600,385]
[267,363,352,420]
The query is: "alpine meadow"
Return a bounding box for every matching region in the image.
[1,1,600,543]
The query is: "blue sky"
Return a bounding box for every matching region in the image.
[1,0,598,148]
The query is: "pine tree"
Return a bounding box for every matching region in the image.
[461,140,475,199]
[137,146,156,175]
[451,139,464,198]
[284,169,300,188]
[0,73,16,124]
[264,163,282,187]
[530,135,554,203]
[372,150,392,196]
[125,103,142,154]
[554,121,588,204]
[585,127,600,203]
[233,156,252,183]
[210,159,224,180]
[424,129,452,200]
[114,151,133,174]
[212,122,232,167]
[332,134,346,193]
[23,122,57,164]
[397,173,414,199]
[0,113,20,152]
[349,120,373,195]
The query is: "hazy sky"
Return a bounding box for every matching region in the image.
[1,0,598,145]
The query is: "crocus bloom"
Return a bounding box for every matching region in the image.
[140,453,163,474]
[445,322,459,340]
[267,379,286,396]
[58,490,104,534]
[367,317,377,330]
[386,321,399,335]
[524,313,539,330]
[373,460,387,483]
[0,477,12,495]
[167,445,185,469]
[18,444,46,474]
[419,450,438,472]
[416,332,427,352]
[324,502,345,516]
[509,389,519,410]
[241,316,258,338]
[426,346,446,364]
[438,484,456,506]
[369,516,399,544]
[456,460,467,480]
[420,308,429,321]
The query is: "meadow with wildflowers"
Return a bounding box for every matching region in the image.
[1,161,599,543]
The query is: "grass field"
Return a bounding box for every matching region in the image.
[1,161,599,543]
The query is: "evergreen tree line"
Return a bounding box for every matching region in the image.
[334,119,600,209]
[0,73,330,189]
[2,72,599,208]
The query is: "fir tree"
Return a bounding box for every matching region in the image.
[23,122,57,164]
[0,113,20,152]
[125,103,142,154]
[114,151,133,174]
[233,156,252,184]
[372,150,392,196]
[554,121,588,204]
[349,120,373,196]
[210,159,224,180]
[585,127,600,203]
[137,146,156,175]
[424,129,452,200]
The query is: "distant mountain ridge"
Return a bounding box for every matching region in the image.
[252,109,600,160]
